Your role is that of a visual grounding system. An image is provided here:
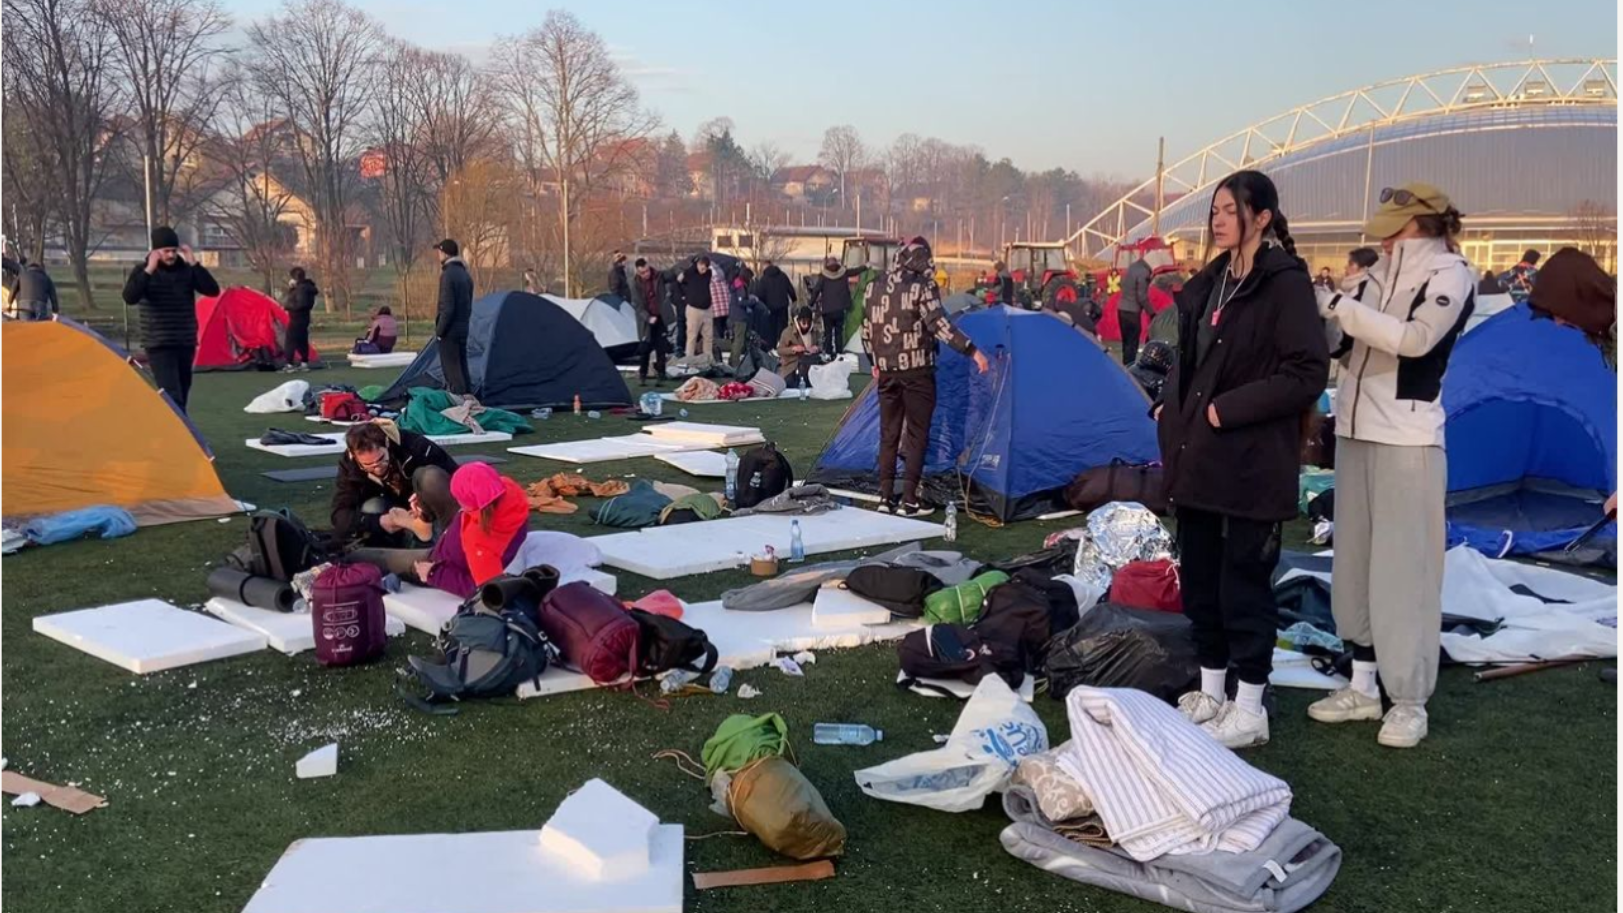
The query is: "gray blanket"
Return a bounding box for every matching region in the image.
[720,543,984,611]
[731,483,837,517]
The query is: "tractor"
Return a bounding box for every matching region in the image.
[984,241,1086,310]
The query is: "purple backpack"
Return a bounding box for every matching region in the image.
[312,563,388,667]
[538,582,639,685]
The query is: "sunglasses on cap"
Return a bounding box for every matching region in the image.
[1379,187,1441,213]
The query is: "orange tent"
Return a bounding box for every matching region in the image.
[3,318,238,526]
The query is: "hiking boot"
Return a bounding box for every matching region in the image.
[1307,687,1383,724]
[1177,691,1223,725]
[898,501,934,518]
[1202,701,1269,750]
[1377,704,1428,749]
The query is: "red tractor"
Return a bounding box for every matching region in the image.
[980,241,1085,309]
[1096,236,1185,344]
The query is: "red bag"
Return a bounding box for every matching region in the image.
[311,563,389,666]
[1108,559,1182,613]
[717,382,755,401]
[320,391,369,422]
[538,582,640,684]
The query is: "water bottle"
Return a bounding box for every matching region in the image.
[813,723,883,746]
[708,665,733,694]
[789,519,805,563]
[944,501,958,543]
[532,407,552,421]
[798,375,809,401]
[659,668,699,695]
[724,448,739,503]
[679,408,689,418]
[586,410,601,420]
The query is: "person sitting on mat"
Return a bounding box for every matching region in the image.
[355,306,398,354]
[331,420,460,548]
[776,306,822,388]
[349,462,530,599]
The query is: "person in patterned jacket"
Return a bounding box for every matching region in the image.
[861,236,990,516]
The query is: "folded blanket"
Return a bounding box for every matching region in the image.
[675,377,721,402]
[260,428,337,447]
[731,484,837,518]
[525,474,632,515]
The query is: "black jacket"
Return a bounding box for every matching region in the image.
[757,265,797,312]
[284,278,319,318]
[435,257,473,340]
[608,262,630,300]
[811,266,863,316]
[16,264,58,313]
[122,258,221,349]
[330,426,460,542]
[1156,245,1328,522]
[678,266,714,310]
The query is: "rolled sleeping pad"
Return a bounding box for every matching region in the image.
[479,574,541,611]
[521,564,561,601]
[206,566,297,613]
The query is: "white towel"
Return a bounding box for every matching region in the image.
[1059,687,1291,861]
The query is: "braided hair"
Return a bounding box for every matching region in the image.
[1207,170,1303,272]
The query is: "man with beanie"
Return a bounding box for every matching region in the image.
[434,239,473,395]
[122,226,220,411]
[861,236,989,516]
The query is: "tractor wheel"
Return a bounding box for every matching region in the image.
[1043,276,1082,310]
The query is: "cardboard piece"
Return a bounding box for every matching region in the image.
[693,860,836,890]
[296,743,338,779]
[0,772,108,815]
[32,599,266,673]
[204,598,405,655]
[652,450,728,478]
[242,826,684,913]
[811,585,892,629]
[538,779,659,881]
[248,430,512,458]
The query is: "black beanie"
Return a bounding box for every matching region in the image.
[151,226,180,250]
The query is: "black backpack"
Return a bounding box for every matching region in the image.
[844,565,942,618]
[628,609,718,678]
[734,443,793,509]
[976,579,1062,673]
[897,623,1024,697]
[228,509,328,582]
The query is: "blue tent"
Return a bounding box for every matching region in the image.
[809,307,1159,521]
[379,291,631,410]
[1443,304,1616,562]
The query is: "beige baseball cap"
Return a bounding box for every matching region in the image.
[1364,183,1451,240]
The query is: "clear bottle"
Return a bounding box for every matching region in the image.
[799,374,809,401]
[586,410,601,420]
[708,665,734,694]
[944,501,958,542]
[789,519,805,563]
[679,408,689,418]
[813,723,883,746]
[724,448,740,503]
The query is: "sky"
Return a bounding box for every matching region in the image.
[224,0,1617,181]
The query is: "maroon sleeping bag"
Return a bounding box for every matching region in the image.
[312,563,388,666]
[538,582,639,684]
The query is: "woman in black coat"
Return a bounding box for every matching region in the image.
[282,266,319,370]
[1154,170,1329,750]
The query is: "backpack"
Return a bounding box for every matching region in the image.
[1062,459,1167,515]
[628,609,718,679]
[1107,559,1182,613]
[311,563,388,667]
[538,582,640,685]
[976,580,1062,673]
[320,391,370,422]
[734,443,794,509]
[1010,568,1082,636]
[227,509,328,582]
[896,623,1024,697]
[844,565,942,618]
[406,606,553,701]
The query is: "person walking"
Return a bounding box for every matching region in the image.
[861,237,990,516]
[1118,255,1151,366]
[756,260,798,342]
[282,266,318,371]
[607,251,630,300]
[433,239,473,396]
[1309,183,1475,750]
[811,256,863,356]
[1155,170,1329,750]
[14,258,58,321]
[122,226,220,412]
[630,257,672,385]
[678,256,716,362]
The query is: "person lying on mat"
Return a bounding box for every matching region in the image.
[776,306,822,387]
[332,420,461,547]
[349,462,530,598]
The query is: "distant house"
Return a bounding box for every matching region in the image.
[686,152,715,201]
[771,165,834,201]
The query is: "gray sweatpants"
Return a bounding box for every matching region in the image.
[1331,438,1446,705]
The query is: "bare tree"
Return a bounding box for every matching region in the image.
[3,0,122,307]
[818,125,866,209]
[749,140,791,193]
[1,105,57,262]
[197,68,298,292]
[94,0,231,226]
[246,0,385,314]
[489,10,657,295]
[1569,199,1617,269]
[410,49,500,200]
[370,41,436,325]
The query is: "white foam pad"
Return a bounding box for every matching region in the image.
[33,599,266,674]
[242,826,684,913]
[295,743,338,779]
[641,421,765,447]
[539,779,658,881]
[347,351,417,368]
[508,435,711,465]
[1269,648,1349,691]
[205,598,405,655]
[897,671,1038,702]
[652,450,727,478]
[812,585,892,629]
[385,572,617,637]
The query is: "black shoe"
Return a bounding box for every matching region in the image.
[898,501,935,518]
[639,377,650,387]
[876,499,899,515]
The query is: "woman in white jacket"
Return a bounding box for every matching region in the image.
[1310,183,1475,749]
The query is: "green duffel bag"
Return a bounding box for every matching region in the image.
[922,571,1010,625]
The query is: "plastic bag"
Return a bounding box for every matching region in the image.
[728,756,847,859]
[245,380,310,414]
[22,506,138,546]
[1043,602,1198,703]
[853,675,1048,813]
[807,359,855,400]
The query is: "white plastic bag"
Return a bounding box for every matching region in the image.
[807,359,855,400]
[245,380,310,414]
[853,675,1048,812]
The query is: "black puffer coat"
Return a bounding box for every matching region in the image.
[122,258,221,348]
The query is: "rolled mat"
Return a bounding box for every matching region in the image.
[521,564,561,601]
[207,566,297,613]
[479,575,541,611]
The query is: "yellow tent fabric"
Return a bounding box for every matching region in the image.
[3,319,237,526]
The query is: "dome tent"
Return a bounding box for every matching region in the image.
[810,306,1160,521]
[195,286,318,370]
[548,294,641,362]
[1443,304,1616,562]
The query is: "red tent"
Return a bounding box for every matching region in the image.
[194,287,318,370]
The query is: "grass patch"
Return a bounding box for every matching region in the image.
[1,365,1615,913]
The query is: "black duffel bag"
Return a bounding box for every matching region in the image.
[1062,459,1167,515]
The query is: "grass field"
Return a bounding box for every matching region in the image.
[1,364,1615,913]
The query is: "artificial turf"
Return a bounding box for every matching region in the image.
[1,364,1615,913]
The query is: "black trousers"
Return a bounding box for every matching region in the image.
[768,305,789,346]
[440,336,471,395]
[672,303,687,356]
[287,314,312,364]
[1176,507,1282,686]
[876,370,937,504]
[822,312,846,355]
[148,345,196,413]
[1119,310,1141,366]
[638,319,670,380]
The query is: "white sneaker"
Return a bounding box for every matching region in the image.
[1377,704,1428,749]
[1202,701,1269,749]
[1177,691,1224,725]
[1307,687,1383,724]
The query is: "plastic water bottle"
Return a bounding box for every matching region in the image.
[724,449,740,502]
[679,408,689,419]
[789,519,805,563]
[813,723,883,746]
[532,407,552,421]
[798,375,809,401]
[708,666,734,694]
[586,410,601,420]
[944,501,958,542]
